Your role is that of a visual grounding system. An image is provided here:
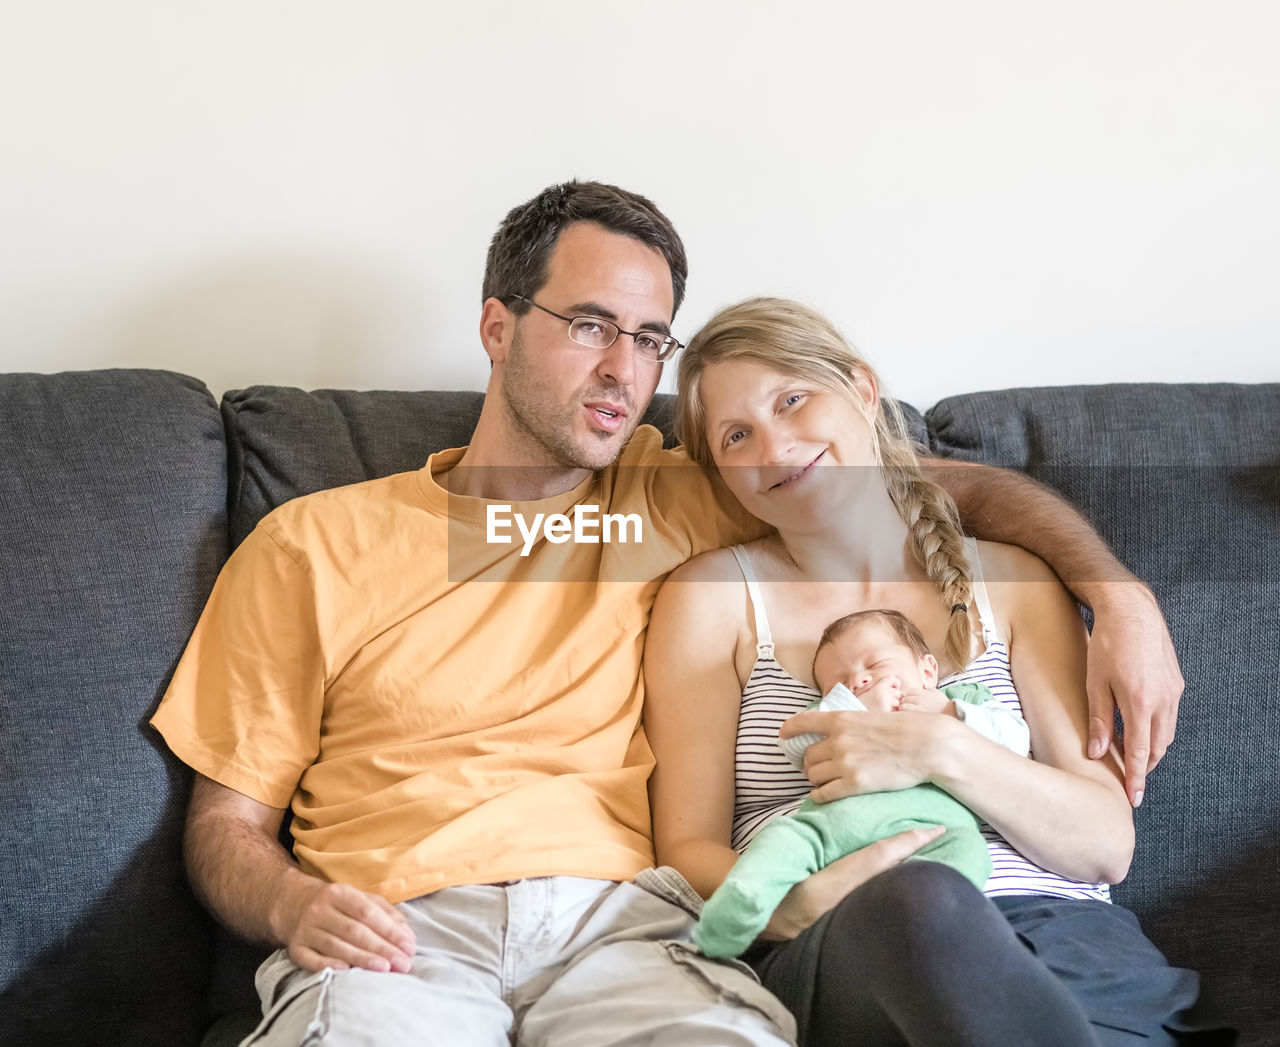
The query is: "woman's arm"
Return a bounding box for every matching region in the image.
[645,552,943,939]
[644,552,745,900]
[929,458,1182,808]
[938,542,1135,881]
[786,543,1135,885]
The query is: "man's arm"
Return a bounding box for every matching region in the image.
[185,774,416,973]
[930,460,1183,808]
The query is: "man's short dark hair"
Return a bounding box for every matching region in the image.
[482,180,688,318]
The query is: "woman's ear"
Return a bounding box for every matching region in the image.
[480,297,516,365]
[850,367,880,420]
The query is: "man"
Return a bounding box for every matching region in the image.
[152,181,1180,1045]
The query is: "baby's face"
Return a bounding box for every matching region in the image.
[813,620,937,711]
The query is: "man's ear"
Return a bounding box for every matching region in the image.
[920,653,939,688]
[480,297,516,365]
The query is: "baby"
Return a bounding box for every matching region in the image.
[802,607,1030,757]
[694,608,1030,959]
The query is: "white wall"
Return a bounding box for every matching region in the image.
[2,1,1277,409]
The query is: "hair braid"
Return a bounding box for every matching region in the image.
[882,453,974,666]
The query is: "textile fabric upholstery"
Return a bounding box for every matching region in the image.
[223,387,486,548]
[0,370,228,1046]
[927,382,1280,1038]
[4,371,1272,1045]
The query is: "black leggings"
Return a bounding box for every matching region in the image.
[746,862,1231,1047]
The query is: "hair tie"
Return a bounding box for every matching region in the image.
[950,603,968,615]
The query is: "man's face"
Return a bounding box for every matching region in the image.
[496,222,674,472]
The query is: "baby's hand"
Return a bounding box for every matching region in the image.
[898,688,952,715]
[856,676,903,713]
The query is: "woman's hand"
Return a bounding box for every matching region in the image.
[780,706,953,804]
[762,826,946,940]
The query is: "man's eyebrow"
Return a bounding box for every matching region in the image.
[567,301,672,336]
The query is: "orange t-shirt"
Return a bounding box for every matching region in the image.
[151,426,753,903]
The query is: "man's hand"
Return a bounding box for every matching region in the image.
[276,878,417,974]
[184,775,417,975]
[929,457,1185,809]
[1085,584,1184,807]
[762,827,946,940]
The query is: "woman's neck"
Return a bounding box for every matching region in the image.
[772,485,925,586]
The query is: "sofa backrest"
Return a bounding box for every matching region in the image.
[928,382,1280,1041]
[223,387,486,547]
[0,370,228,1046]
[8,372,1267,1043]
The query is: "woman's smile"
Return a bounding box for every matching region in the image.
[767,450,827,491]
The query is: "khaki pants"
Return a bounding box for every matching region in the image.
[240,869,796,1047]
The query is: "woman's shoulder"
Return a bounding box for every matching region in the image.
[650,545,755,665]
[972,539,1060,584]
[652,544,756,643]
[973,539,1082,650]
[664,542,749,585]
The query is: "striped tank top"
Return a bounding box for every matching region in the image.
[728,540,1111,902]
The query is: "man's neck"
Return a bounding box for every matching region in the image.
[441,416,595,501]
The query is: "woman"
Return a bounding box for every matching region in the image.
[643,298,1228,1046]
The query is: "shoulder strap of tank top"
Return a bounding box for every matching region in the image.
[963,536,999,644]
[728,544,775,656]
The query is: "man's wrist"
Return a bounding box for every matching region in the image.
[267,868,320,946]
[1073,576,1154,617]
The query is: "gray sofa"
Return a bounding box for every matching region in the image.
[2,369,1275,1046]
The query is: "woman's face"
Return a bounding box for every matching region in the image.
[699,357,879,529]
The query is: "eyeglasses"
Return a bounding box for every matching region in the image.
[510,295,682,363]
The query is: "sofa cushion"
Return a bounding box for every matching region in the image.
[0,370,228,1046]
[927,382,1280,1042]
[223,387,486,547]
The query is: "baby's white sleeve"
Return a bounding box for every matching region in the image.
[953,700,1031,757]
[777,682,866,769]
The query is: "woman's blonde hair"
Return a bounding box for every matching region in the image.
[675,297,974,665]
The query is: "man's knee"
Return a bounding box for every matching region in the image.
[522,938,796,1046]
[243,963,511,1047]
